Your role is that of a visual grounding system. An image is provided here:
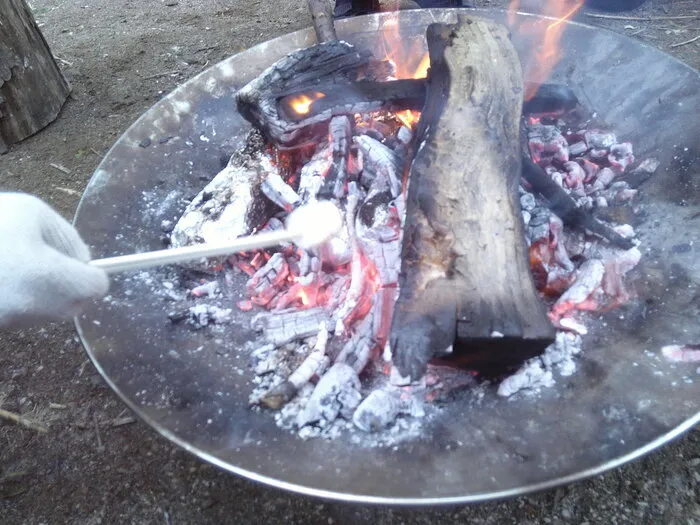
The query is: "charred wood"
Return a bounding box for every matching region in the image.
[320,115,352,199]
[292,79,577,123]
[252,307,331,346]
[235,41,388,148]
[521,154,635,250]
[170,132,273,248]
[389,17,556,382]
[522,83,580,114]
[258,322,330,409]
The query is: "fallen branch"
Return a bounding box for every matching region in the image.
[670,34,700,48]
[0,408,48,433]
[307,0,337,43]
[49,162,71,174]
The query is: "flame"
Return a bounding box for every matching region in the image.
[508,0,584,100]
[288,92,325,115]
[378,13,430,130]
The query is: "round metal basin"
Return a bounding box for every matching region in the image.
[74,8,700,504]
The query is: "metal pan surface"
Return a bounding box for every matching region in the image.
[74,8,700,504]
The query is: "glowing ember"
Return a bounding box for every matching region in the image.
[287,91,326,115]
[508,0,584,100]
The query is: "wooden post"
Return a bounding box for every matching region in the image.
[0,0,70,153]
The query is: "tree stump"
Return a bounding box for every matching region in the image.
[0,0,70,153]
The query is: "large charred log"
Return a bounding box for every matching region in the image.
[235,41,392,148]
[389,17,556,382]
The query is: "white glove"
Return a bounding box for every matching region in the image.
[0,192,109,328]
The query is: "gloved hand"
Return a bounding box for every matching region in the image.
[0,193,109,328]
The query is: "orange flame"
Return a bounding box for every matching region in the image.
[508,0,584,100]
[378,13,430,129]
[288,92,325,115]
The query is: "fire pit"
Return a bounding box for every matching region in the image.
[74,8,700,504]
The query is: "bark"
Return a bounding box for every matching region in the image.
[389,16,556,381]
[0,0,70,153]
[307,0,337,43]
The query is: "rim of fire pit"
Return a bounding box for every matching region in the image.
[74,8,700,505]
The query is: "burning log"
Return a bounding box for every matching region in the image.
[335,305,377,373]
[298,145,331,203]
[235,41,390,148]
[289,77,579,126]
[389,17,556,382]
[354,135,402,197]
[246,252,290,306]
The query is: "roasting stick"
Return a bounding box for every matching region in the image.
[91,201,342,274]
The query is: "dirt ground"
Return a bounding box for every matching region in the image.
[0,0,698,523]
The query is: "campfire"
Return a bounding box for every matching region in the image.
[166,7,656,441]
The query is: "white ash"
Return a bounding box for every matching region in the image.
[584,129,617,150]
[498,331,583,397]
[186,304,232,328]
[296,363,362,428]
[354,135,402,197]
[352,389,424,433]
[170,145,271,248]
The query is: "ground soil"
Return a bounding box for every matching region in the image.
[0,0,698,523]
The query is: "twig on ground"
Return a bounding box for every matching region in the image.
[0,408,48,433]
[78,359,91,377]
[54,55,73,67]
[49,403,68,410]
[53,186,81,196]
[93,414,104,450]
[585,13,699,21]
[671,34,700,47]
[49,163,71,174]
[194,45,219,53]
[110,417,136,427]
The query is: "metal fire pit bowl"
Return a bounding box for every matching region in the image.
[74,8,700,504]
